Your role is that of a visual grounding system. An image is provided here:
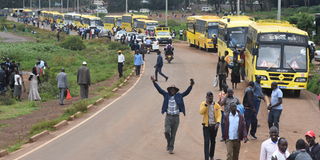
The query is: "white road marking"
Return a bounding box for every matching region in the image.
[15,65,145,160]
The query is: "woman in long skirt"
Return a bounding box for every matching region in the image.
[231,59,241,89]
[28,67,41,101]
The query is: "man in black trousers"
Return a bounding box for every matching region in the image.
[154,51,168,82]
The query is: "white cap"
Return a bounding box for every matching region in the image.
[82,61,87,65]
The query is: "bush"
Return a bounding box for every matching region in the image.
[0,96,16,105]
[60,36,86,51]
[63,100,88,116]
[308,75,320,95]
[107,41,130,51]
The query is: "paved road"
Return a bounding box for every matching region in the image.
[8,44,320,160]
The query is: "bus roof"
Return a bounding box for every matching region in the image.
[23,9,33,12]
[81,15,101,20]
[187,16,205,21]
[219,15,254,28]
[104,15,122,18]
[136,19,158,23]
[65,13,81,16]
[250,20,308,36]
[196,16,220,22]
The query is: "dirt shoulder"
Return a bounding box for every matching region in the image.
[0,32,34,43]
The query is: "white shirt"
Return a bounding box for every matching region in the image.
[260,138,278,160]
[14,74,22,86]
[271,149,290,160]
[228,112,239,140]
[208,103,215,125]
[167,96,179,115]
[118,54,125,63]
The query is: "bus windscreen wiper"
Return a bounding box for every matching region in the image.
[286,62,297,73]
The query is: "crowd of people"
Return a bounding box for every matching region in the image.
[0,58,45,101]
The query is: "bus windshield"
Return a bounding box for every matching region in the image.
[64,15,72,20]
[283,45,307,70]
[157,32,170,36]
[208,26,218,38]
[91,20,103,26]
[103,17,114,23]
[228,27,248,48]
[256,45,281,68]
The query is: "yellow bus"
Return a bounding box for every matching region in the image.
[52,12,64,24]
[217,16,254,61]
[102,15,122,31]
[81,15,103,28]
[245,20,309,96]
[135,19,158,34]
[121,14,148,31]
[64,13,80,26]
[186,16,204,47]
[21,9,33,18]
[194,16,220,52]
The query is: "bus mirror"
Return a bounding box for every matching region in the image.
[253,48,258,55]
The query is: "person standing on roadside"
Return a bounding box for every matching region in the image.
[268,82,283,130]
[271,137,290,160]
[217,84,228,141]
[57,68,68,105]
[199,92,222,160]
[231,58,241,89]
[251,76,265,139]
[305,130,320,160]
[151,76,194,154]
[77,61,91,99]
[223,103,248,160]
[134,51,143,76]
[287,139,312,160]
[216,56,228,91]
[242,81,255,137]
[154,51,168,82]
[117,50,125,78]
[13,70,23,101]
[260,126,279,160]
[0,65,6,94]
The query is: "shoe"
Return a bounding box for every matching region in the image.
[168,150,174,154]
[220,138,225,142]
[250,133,257,139]
[165,77,168,82]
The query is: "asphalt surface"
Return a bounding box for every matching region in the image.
[5,43,320,160]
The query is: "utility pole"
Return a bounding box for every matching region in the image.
[30,0,32,9]
[38,0,41,9]
[277,0,281,20]
[23,0,25,8]
[61,0,63,12]
[77,0,80,13]
[49,0,51,11]
[126,0,128,14]
[67,0,69,12]
[237,0,240,15]
[165,0,168,26]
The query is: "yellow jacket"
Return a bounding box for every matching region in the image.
[199,101,222,127]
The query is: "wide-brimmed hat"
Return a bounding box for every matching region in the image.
[167,85,179,93]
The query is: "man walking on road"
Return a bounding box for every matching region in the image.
[268,82,283,130]
[77,61,91,99]
[251,76,265,139]
[216,56,228,91]
[305,130,320,160]
[134,51,143,76]
[57,68,68,105]
[199,92,222,160]
[260,126,279,160]
[154,51,168,81]
[223,103,248,160]
[117,50,125,78]
[243,81,255,137]
[151,76,194,154]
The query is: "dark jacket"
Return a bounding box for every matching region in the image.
[223,111,247,141]
[307,143,320,160]
[216,61,228,75]
[77,66,91,85]
[243,87,254,109]
[155,55,163,68]
[0,69,5,83]
[153,82,192,115]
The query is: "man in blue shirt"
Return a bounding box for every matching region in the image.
[268,82,283,130]
[134,51,144,76]
[151,76,194,154]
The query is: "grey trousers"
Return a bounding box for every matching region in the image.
[59,88,66,104]
[164,114,180,151]
[79,84,89,99]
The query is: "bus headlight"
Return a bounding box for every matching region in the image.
[295,77,307,82]
[258,75,268,80]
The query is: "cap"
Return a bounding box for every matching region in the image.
[82,61,87,65]
[305,130,316,138]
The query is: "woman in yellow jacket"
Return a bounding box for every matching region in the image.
[199,92,222,160]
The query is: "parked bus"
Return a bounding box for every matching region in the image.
[245,20,309,97]
[121,14,148,31]
[52,12,64,24]
[135,19,158,34]
[81,15,103,29]
[64,13,81,26]
[194,16,220,52]
[102,15,122,31]
[217,16,254,60]
[186,16,203,47]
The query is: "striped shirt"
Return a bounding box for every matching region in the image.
[167,96,179,115]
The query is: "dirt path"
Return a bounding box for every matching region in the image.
[0,32,34,43]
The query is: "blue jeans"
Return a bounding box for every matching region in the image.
[244,109,254,134]
[268,109,282,129]
[250,98,261,136]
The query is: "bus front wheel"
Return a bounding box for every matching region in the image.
[293,90,301,97]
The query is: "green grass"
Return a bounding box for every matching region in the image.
[6,141,25,152]
[0,102,38,120]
